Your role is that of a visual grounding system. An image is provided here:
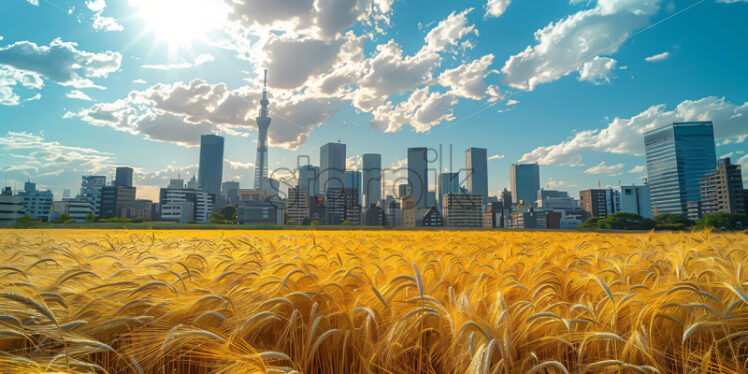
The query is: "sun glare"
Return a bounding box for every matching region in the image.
[130,0,227,47]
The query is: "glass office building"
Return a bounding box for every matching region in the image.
[644,121,716,216]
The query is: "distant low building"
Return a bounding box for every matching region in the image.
[159,187,213,223]
[17,181,53,221]
[364,204,386,226]
[579,189,620,219]
[618,185,652,218]
[700,158,745,216]
[0,187,24,226]
[287,186,309,225]
[422,206,443,227]
[400,196,417,227]
[308,196,326,224]
[48,199,95,222]
[325,188,360,225]
[117,199,153,220]
[443,194,483,228]
[236,200,284,225]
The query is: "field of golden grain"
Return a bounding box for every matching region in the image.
[0,229,747,373]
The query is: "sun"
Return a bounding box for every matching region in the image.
[129,0,228,47]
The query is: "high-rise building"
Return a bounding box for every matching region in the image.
[299,165,320,197]
[438,172,460,212]
[466,148,488,208]
[198,134,224,196]
[362,154,381,209]
[398,184,411,199]
[187,175,200,190]
[699,158,745,216]
[115,167,133,188]
[644,121,717,216]
[408,147,428,209]
[619,185,653,218]
[17,181,53,221]
[579,189,620,219]
[254,70,272,191]
[510,163,540,207]
[400,196,417,227]
[320,142,346,195]
[442,193,483,227]
[345,170,362,202]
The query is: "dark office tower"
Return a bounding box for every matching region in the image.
[645,122,716,216]
[299,165,320,196]
[345,170,362,202]
[320,142,346,195]
[466,147,488,208]
[254,70,272,191]
[510,163,539,206]
[362,154,382,209]
[198,134,224,195]
[115,167,133,188]
[408,147,428,209]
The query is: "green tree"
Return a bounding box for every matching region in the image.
[220,205,237,221]
[302,217,311,225]
[696,213,747,231]
[55,214,70,223]
[19,214,33,223]
[209,212,225,223]
[85,214,95,222]
[653,214,692,230]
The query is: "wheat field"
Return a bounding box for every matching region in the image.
[0,229,747,373]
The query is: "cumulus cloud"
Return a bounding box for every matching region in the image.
[225,0,392,39]
[142,54,214,71]
[578,56,617,84]
[0,38,121,89]
[87,0,124,32]
[485,0,512,18]
[502,0,660,91]
[68,79,340,149]
[0,65,44,105]
[520,96,748,166]
[628,165,645,173]
[370,87,457,133]
[645,51,669,62]
[584,161,625,175]
[438,54,494,100]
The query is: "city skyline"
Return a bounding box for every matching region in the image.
[1,0,747,202]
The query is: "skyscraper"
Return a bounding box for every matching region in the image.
[345,170,362,201]
[362,153,382,209]
[700,158,745,215]
[466,147,488,208]
[254,70,271,191]
[644,121,716,216]
[438,172,459,211]
[299,165,320,196]
[115,167,133,188]
[510,163,539,206]
[320,142,346,195]
[198,134,224,195]
[408,147,428,209]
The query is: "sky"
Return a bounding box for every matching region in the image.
[1,0,747,202]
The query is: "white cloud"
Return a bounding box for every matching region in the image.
[142,54,215,71]
[502,0,660,91]
[645,51,670,62]
[65,90,93,101]
[546,177,578,189]
[578,56,617,84]
[437,54,494,100]
[87,0,123,31]
[628,165,645,174]
[0,38,121,89]
[488,154,504,160]
[0,65,44,105]
[370,87,457,133]
[485,0,512,18]
[0,131,115,175]
[716,0,748,3]
[720,152,733,159]
[133,79,147,84]
[520,96,748,167]
[25,0,39,5]
[584,161,625,175]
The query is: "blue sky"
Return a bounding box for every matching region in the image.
[1,0,747,202]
